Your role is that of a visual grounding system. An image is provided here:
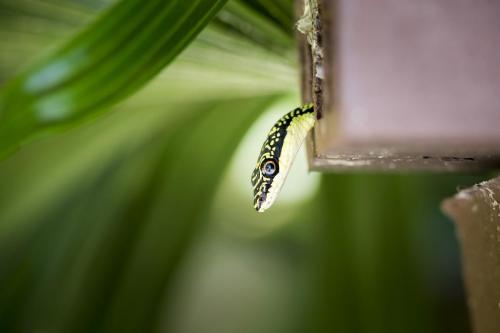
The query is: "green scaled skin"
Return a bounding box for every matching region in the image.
[251,104,315,212]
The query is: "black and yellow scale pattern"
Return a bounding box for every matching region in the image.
[251,103,315,212]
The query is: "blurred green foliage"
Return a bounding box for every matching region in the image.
[0,0,229,155]
[0,0,483,332]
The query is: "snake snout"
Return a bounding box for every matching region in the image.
[256,192,267,212]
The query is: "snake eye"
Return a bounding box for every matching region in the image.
[260,158,279,177]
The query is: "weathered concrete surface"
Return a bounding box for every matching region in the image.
[443,178,500,333]
[301,0,500,171]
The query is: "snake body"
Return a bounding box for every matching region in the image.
[251,104,315,212]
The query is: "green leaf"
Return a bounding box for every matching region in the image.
[216,0,294,52]
[0,0,228,157]
[0,95,277,332]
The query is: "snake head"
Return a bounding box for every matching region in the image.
[251,104,315,212]
[252,158,280,212]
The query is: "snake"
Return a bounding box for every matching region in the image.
[251,103,315,212]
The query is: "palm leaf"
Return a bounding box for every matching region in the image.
[0,0,228,157]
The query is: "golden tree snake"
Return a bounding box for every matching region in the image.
[251,104,315,212]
